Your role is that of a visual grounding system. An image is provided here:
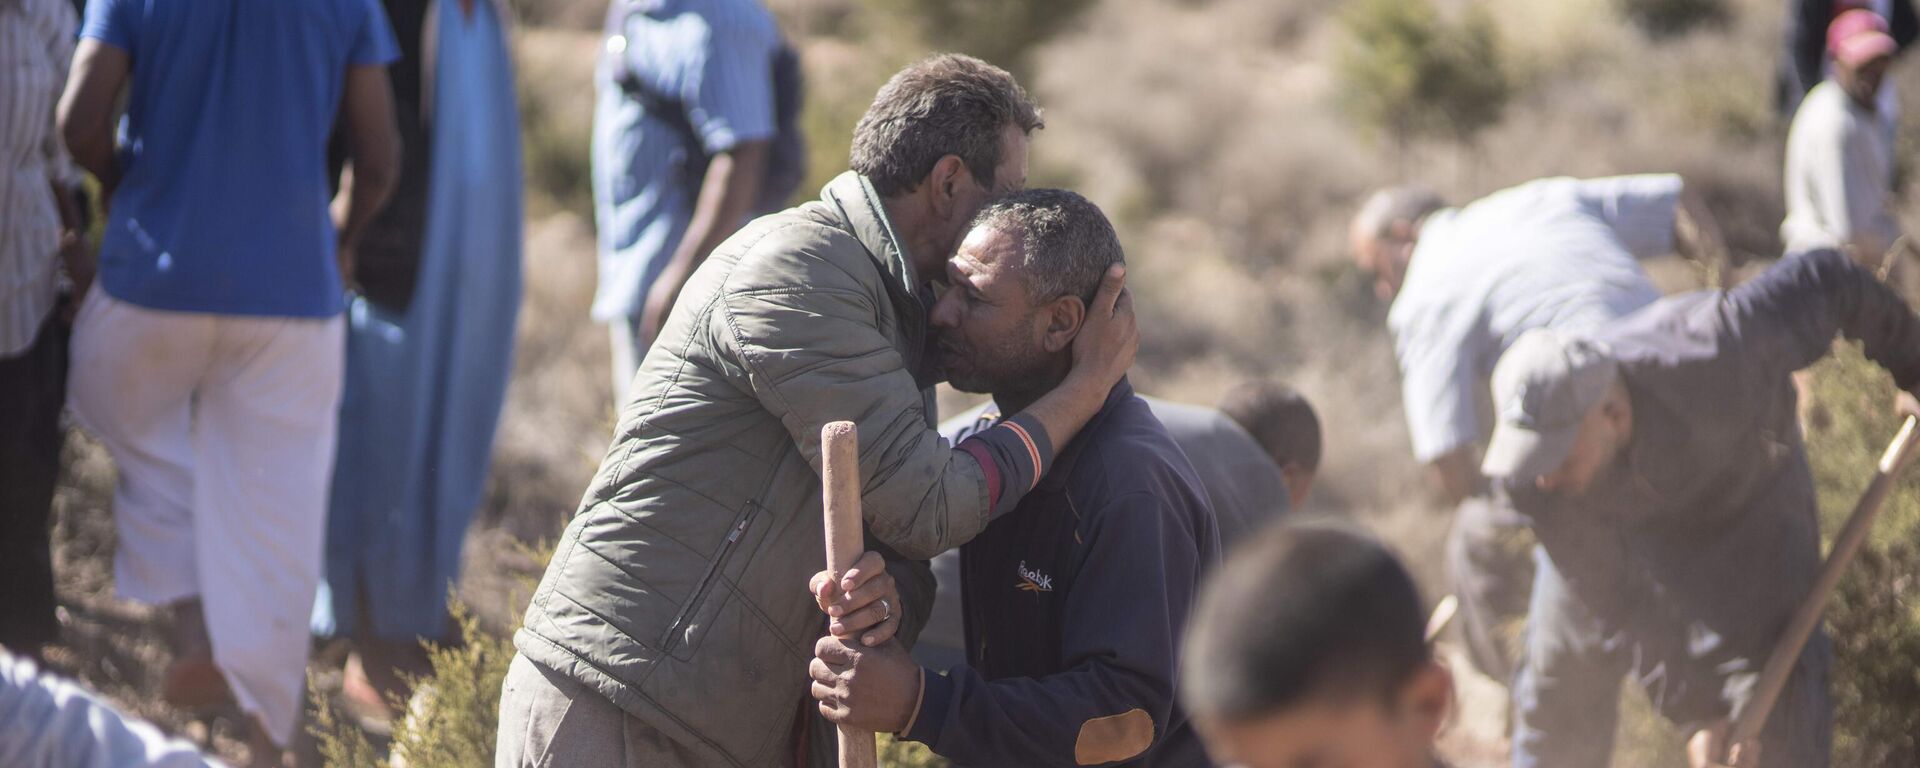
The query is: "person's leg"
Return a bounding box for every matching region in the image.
[66,289,211,609]
[0,311,71,655]
[1446,493,1537,684]
[608,314,642,407]
[496,653,626,768]
[1510,548,1630,768]
[189,313,345,748]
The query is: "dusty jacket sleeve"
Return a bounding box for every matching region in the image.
[903,492,1200,766]
[1727,248,1920,389]
[722,251,1050,560]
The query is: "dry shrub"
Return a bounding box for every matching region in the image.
[514,28,598,218]
[313,602,517,768]
[1617,0,1730,39]
[852,0,1099,77]
[1334,0,1512,149]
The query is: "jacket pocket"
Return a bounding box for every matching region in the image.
[658,500,761,653]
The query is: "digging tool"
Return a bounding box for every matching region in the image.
[1720,414,1920,763]
[821,421,878,768]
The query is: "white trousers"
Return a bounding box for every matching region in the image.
[68,288,344,744]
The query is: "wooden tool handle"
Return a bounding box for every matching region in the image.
[821,421,878,768]
[1728,414,1920,752]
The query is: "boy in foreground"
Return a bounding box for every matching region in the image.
[1181,523,1454,768]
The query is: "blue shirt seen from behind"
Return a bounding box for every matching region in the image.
[81,0,399,317]
[589,0,777,321]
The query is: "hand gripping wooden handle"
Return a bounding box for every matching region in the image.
[1727,415,1920,754]
[821,422,878,768]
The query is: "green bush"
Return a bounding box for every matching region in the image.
[313,602,516,768]
[1335,0,1512,148]
[1803,346,1920,766]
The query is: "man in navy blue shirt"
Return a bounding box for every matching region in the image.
[808,189,1220,767]
[1480,249,1920,766]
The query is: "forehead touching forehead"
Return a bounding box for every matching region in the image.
[964,188,1122,303]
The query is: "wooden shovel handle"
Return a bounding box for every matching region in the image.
[1727,415,1920,753]
[821,421,878,768]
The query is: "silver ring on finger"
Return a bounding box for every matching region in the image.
[879,598,892,622]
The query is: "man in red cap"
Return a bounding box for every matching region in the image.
[1783,8,1905,262]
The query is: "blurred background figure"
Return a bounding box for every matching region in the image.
[314,0,524,726]
[1216,380,1322,514]
[591,0,803,403]
[0,0,85,663]
[1782,8,1905,264]
[1778,0,1914,117]
[1350,174,1718,691]
[1,650,221,767]
[1181,523,1455,768]
[56,0,400,759]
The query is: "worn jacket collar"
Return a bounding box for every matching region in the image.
[821,171,928,310]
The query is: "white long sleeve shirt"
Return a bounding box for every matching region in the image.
[1782,80,1902,260]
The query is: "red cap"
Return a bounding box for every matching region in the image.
[1830,9,1898,68]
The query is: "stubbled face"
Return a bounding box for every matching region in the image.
[930,226,1052,394]
[1197,698,1437,768]
[1535,402,1623,496]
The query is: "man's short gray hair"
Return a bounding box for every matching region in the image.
[970,189,1123,305]
[851,55,1044,198]
[1353,185,1446,241]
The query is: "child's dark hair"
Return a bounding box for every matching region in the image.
[1180,523,1429,721]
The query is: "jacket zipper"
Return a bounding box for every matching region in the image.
[659,503,757,652]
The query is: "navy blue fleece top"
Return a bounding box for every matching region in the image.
[910,379,1222,767]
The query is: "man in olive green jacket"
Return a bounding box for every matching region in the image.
[498,55,1139,767]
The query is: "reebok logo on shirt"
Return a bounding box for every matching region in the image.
[1016,560,1054,592]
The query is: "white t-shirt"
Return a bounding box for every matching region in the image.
[1782,80,1901,259]
[1388,175,1677,462]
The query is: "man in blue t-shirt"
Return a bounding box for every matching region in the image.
[591,0,779,402]
[56,0,401,756]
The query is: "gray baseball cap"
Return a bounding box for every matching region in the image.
[1481,329,1619,480]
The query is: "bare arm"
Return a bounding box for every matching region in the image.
[640,139,770,342]
[56,40,130,202]
[330,63,401,283]
[50,179,93,301]
[1427,447,1480,507]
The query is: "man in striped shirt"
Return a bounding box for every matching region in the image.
[0,0,87,660]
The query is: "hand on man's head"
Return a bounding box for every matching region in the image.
[809,635,922,734]
[1066,264,1137,396]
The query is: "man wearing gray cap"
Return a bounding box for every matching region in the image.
[1350,175,1724,700]
[1482,248,1920,767]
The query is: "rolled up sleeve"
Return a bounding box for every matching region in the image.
[683,16,776,154]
